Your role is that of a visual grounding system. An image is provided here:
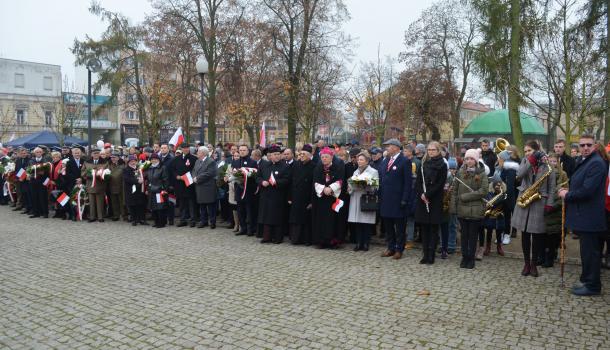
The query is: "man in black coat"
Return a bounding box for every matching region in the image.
[159,143,175,225]
[257,145,291,243]
[559,135,608,296]
[28,147,50,218]
[288,144,315,245]
[369,147,383,171]
[233,145,259,236]
[14,148,33,214]
[553,139,575,178]
[171,143,198,227]
[481,139,497,177]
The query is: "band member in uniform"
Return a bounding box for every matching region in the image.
[82,148,107,222]
[107,151,125,221]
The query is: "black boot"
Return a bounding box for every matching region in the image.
[427,249,435,264]
[542,250,555,268]
[460,257,467,268]
[419,249,428,264]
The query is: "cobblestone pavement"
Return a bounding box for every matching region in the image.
[1,209,609,350]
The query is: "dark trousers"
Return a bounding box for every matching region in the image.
[220,197,232,223]
[31,182,48,216]
[459,219,481,259]
[199,202,217,225]
[238,200,256,234]
[421,223,439,255]
[290,222,312,245]
[482,228,503,245]
[152,209,167,227]
[179,196,197,223]
[522,231,544,262]
[440,221,449,250]
[128,205,145,222]
[109,193,121,219]
[21,181,32,211]
[263,224,283,243]
[577,231,603,292]
[166,202,175,224]
[352,223,373,248]
[383,217,406,253]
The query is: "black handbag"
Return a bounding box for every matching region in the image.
[360,192,379,212]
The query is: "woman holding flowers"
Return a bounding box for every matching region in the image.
[347,151,379,252]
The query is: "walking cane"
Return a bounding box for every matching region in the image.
[560,199,566,288]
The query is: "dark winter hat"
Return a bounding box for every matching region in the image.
[349,148,361,157]
[267,144,282,154]
[150,153,160,160]
[128,155,137,162]
[301,144,313,154]
[179,143,190,149]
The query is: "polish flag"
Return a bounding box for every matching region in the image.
[269,172,276,186]
[168,194,177,205]
[169,127,185,146]
[331,198,344,213]
[43,178,50,186]
[181,172,194,186]
[259,122,266,147]
[16,168,26,181]
[156,193,165,204]
[56,192,69,207]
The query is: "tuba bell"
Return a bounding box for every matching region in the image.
[494,138,509,154]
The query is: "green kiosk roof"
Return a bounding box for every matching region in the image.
[463,109,547,135]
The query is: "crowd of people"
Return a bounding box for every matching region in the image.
[1,134,608,296]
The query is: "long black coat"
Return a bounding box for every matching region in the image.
[311,160,345,245]
[65,157,84,186]
[256,160,290,226]
[146,165,168,211]
[378,154,412,218]
[123,166,146,206]
[159,153,175,191]
[414,155,447,225]
[171,153,197,198]
[289,160,315,224]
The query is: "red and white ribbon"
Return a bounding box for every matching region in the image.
[3,181,14,202]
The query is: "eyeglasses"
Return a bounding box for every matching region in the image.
[427,148,438,151]
[579,143,593,148]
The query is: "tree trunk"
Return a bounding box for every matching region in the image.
[508,0,524,150]
[605,0,610,141]
[450,108,460,140]
[246,125,255,147]
[287,86,298,149]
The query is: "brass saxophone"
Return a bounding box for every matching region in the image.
[516,164,553,208]
[485,190,507,217]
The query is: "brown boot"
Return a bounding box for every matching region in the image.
[530,264,539,277]
[381,250,395,257]
[521,262,531,276]
[497,243,505,256]
[484,241,491,256]
[392,251,403,260]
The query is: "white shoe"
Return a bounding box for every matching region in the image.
[502,233,511,245]
[475,247,484,261]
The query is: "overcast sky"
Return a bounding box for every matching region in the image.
[0,0,435,91]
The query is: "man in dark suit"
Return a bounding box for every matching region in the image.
[159,143,175,225]
[171,143,198,227]
[559,134,608,296]
[378,139,412,260]
[233,145,259,236]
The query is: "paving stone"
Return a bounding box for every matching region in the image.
[0,209,609,349]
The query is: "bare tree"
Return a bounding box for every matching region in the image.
[402,0,478,140]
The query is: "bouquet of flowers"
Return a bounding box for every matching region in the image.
[0,162,15,176]
[139,161,152,171]
[217,164,231,186]
[230,167,257,183]
[348,173,379,189]
[26,162,50,176]
[69,184,87,207]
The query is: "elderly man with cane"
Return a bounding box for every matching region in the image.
[559,134,608,296]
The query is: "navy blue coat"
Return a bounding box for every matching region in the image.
[378,153,412,218]
[565,152,607,233]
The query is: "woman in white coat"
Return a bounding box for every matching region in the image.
[348,151,379,251]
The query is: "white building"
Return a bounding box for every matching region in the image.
[0,58,62,142]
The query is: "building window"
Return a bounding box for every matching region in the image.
[45,111,53,126]
[16,109,25,125]
[126,111,137,120]
[15,73,25,88]
[43,76,53,91]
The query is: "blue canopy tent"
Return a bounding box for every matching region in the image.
[6,130,89,149]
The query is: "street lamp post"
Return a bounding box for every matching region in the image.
[86,57,101,152]
[196,58,208,146]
